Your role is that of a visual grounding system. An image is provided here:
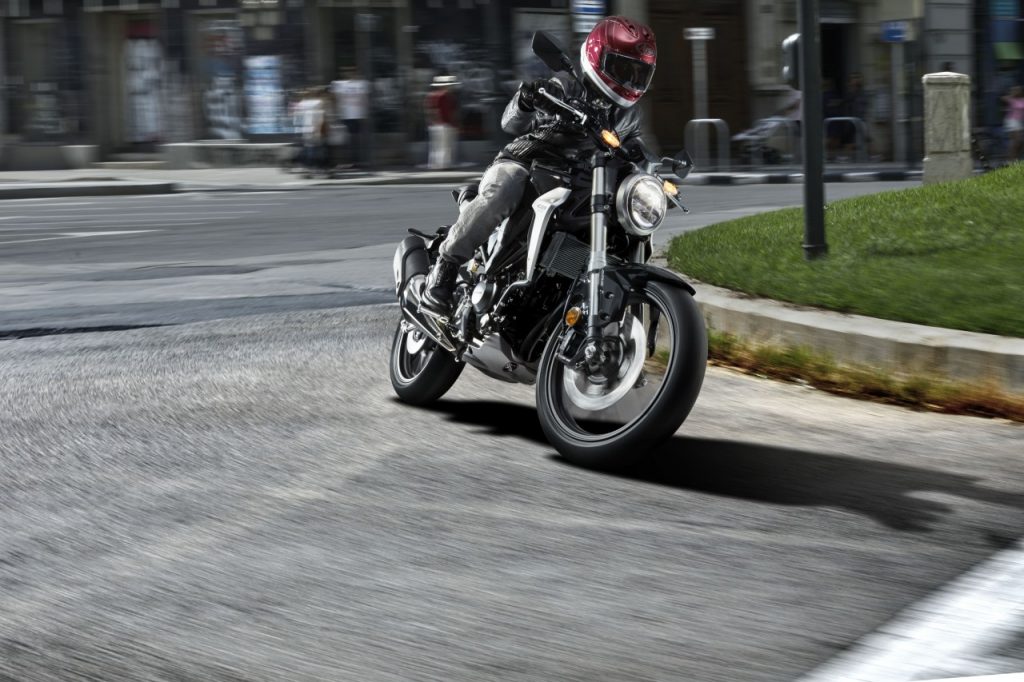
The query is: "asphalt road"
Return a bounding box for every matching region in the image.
[2,182,1022,680]
[0,181,915,330]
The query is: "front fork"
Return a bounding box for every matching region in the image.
[579,153,616,371]
[578,154,655,370]
[587,153,610,342]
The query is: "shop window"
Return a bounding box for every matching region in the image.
[332,7,402,133]
[8,21,64,140]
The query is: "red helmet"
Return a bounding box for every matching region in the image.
[580,16,657,108]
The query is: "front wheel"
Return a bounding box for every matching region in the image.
[536,281,707,470]
[390,320,464,405]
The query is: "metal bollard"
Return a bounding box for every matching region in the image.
[823,116,869,162]
[684,118,730,171]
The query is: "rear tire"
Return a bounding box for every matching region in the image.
[536,281,706,470]
[390,320,464,405]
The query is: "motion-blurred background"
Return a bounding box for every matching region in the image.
[1,0,1020,170]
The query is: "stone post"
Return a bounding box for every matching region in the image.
[922,72,972,184]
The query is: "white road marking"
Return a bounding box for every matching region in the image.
[0,236,76,245]
[0,230,159,245]
[921,674,1024,681]
[0,215,252,227]
[0,199,98,205]
[58,230,155,237]
[797,539,1024,682]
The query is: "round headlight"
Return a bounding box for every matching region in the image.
[615,174,668,237]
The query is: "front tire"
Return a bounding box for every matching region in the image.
[390,320,464,405]
[536,281,707,470]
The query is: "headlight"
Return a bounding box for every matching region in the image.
[615,174,668,236]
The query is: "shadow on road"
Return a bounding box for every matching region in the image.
[416,399,1024,533]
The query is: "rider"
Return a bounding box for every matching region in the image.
[421,15,658,314]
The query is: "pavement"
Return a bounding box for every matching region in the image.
[0,171,1017,395]
[0,184,1021,680]
[0,161,925,197]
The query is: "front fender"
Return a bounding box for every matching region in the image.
[578,265,697,328]
[605,265,697,297]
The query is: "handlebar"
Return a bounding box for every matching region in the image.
[534,86,688,211]
[537,87,588,125]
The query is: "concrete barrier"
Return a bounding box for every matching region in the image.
[694,282,1024,393]
[922,72,972,184]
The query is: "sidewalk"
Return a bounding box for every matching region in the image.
[0,161,928,199]
[0,166,486,197]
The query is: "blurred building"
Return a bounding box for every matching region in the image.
[0,0,1020,168]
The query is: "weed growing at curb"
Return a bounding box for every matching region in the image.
[707,329,1024,423]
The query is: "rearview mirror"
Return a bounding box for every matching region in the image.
[661,150,694,179]
[532,31,571,73]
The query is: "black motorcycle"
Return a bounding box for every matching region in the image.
[390,32,707,470]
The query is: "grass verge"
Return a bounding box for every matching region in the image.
[667,164,1024,337]
[705,329,1024,423]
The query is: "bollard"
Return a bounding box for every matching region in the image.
[922,72,972,184]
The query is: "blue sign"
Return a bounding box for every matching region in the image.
[991,0,1019,18]
[881,20,908,43]
[572,0,604,15]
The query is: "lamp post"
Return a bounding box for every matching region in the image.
[798,0,827,259]
[356,11,377,170]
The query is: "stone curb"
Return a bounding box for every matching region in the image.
[691,281,1024,393]
[0,181,177,200]
[0,169,925,199]
[174,169,923,193]
[685,170,923,186]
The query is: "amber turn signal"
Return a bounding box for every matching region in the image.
[600,130,621,148]
[663,180,679,196]
[564,306,582,327]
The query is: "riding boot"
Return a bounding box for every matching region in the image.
[421,256,459,315]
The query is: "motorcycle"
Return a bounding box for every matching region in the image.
[389,31,707,470]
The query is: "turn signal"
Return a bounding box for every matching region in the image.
[600,130,621,148]
[564,306,582,327]
[663,180,679,196]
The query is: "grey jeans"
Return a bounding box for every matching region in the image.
[439,160,530,262]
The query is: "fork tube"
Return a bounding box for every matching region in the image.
[588,153,609,337]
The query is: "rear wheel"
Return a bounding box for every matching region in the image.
[389,320,463,405]
[536,281,706,470]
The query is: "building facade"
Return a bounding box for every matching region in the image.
[1,0,1019,168]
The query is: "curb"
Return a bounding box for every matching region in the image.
[691,281,1024,393]
[0,181,177,200]
[686,170,923,186]
[0,169,924,198]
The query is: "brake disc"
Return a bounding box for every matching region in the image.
[561,313,647,412]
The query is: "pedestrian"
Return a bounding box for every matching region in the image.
[1003,85,1024,162]
[331,67,371,168]
[822,77,845,160]
[321,86,348,175]
[840,72,869,159]
[426,75,459,170]
[296,88,327,176]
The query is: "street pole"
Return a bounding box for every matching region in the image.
[357,11,376,170]
[684,27,714,170]
[692,37,708,121]
[799,0,827,259]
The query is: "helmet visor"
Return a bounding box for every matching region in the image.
[601,52,655,91]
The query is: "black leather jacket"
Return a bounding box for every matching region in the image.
[496,74,647,167]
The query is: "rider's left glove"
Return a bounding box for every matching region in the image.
[518,79,562,113]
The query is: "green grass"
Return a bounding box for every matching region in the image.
[667,164,1024,337]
